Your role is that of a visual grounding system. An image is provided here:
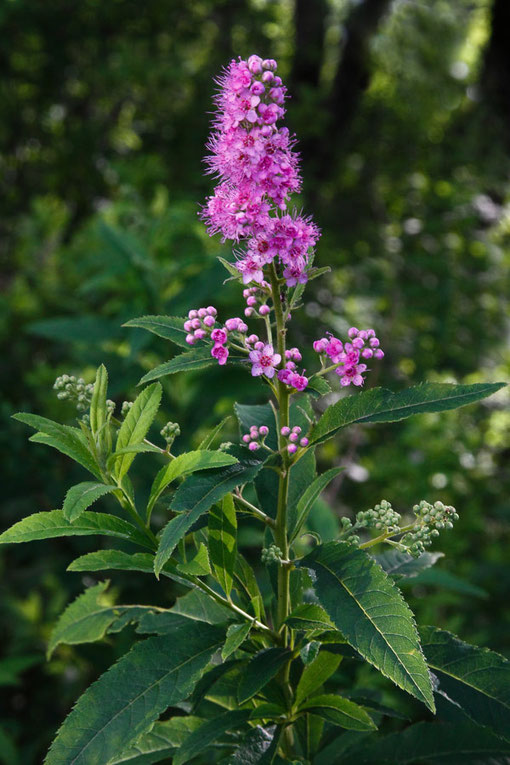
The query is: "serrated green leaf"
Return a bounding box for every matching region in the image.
[14,413,100,478]
[299,542,435,711]
[171,588,234,624]
[109,717,203,765]
[44,621,224,765]
[208,494,237,598]
[177,543,211,576]
[146,450,238,519]
[375,550,444,579]
[296,650,342,706]
[306,375,332,398]
[234,402,278,451]
[173,709,251,765]
[222,622,252,660]
[340,721,510,764]
[47,581,158,658]
[62,482,117,522]
[0,510,151,549]
[420,626,510,741]
[67,549,194,589]
[190,659,245,711]
[310,382,506,445]
[139,348,246,385]
[238,648,291,705]
[223,725,280,764]
[285,603,334,631]
[123,315,191,348]
[198,415,233,450]
[89,364,108,437]
[235,553,267,621]
[291,468,343,542]
[299,694,376,731]
[114,383,162,480]
[154,450,262,577]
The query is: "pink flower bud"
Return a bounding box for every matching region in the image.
[352,337,364,349]
[280,426,291,437]
[300,437,309,447]
[288,443,298,455]
[198,308,207,318]
[184,320,193,332]
[242,434,251,443]
[262,71,274,83]
[262,59,277,70]
[292,426,302,434]
[191,318,201,330]
[251,81,265,96]
[194,329,206,340]
[259,425,269,436]
[374,349,384,359]
[186,334,195,345]
[211,328,228,344]
[247,296,257,307]
[362,348,374,359]
[289,432,298,443]
[245,307,253,317]
[369,337,380,347]
[259,304,270,316]
[203,315,215,327]
[248,55,263,74]
[238,322,248,333]
[188,310,198,319]
[313,338,328,353]
[206,306,217,316]
[248,441,260,451]
[247,334,259,344]
[254,341,264,350]
[348,327,359,338]
[290,347,302,361]
[243,289,251,299]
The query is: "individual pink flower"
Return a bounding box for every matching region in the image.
[211,344,229,366]
[249,344,281,378]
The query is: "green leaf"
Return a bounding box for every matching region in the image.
[420,626,510,741]
[299,542,435,711]
[139,348,245,385]
[375,550,444,579]
[300,641,321,665]
[171,588,234,624]
[146,450,237,519]
[123,315,191,348]
[238,648,291,705]
[109,717,203,765]
[235,402,278,451]
[208,494,237,598]
[291,468,343,542]
[310,382,506,445]
[89,364,108,437]
[222,622,252,660]
[218,256,242,279]
[399,567,488,598]
[47,581,157,658]
[0,510,151,549]
[154,450,262,577]
[198,415,233,450]
[340,721,510,764]
[44,621,224,765]
[114,383,162,480]
[177,543,211,576]
[295,650,343,706]
[235,553,267,621]
[62,482,116,522]
[306,375,332,398]
[223,725,280,764]
[299,694,376,732]
[285,603,334,632]
[173,710,251,765]
[67,550,194,589]
[14,413,100,478]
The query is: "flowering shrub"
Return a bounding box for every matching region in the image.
[3,55,509,764]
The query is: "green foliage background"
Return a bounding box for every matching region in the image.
[1,0,509,761]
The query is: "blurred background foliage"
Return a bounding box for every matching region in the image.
[1,0,510,761]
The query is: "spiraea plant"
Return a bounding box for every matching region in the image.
[4,54,510,765]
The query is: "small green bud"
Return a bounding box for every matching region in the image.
[160,421,181,447]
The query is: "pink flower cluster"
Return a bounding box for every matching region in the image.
[280,425,309,455]
[243,285,271,318]
[242,424,269,452]
[184,306,248,367]
[313,328,384,387]
[201,54,320,288]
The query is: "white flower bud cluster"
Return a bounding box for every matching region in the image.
[355,499,401,533]
[401,500,459,557]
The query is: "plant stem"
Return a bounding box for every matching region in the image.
[234,492,276,528]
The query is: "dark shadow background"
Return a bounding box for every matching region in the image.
[1,1,509,761]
